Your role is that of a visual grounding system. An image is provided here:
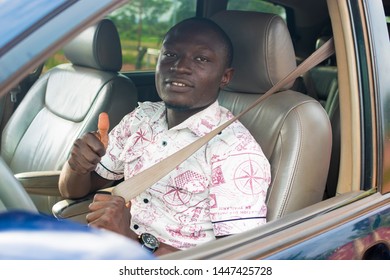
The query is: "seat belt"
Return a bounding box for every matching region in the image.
[109,38,335,202]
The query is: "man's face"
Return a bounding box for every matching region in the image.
[155,22,233,112]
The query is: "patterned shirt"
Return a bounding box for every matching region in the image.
[95,100,271,250]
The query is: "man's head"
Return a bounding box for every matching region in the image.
[155,17,234,114]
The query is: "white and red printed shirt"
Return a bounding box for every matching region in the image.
[95,101,271,250]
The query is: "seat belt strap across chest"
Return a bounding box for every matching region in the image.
[111,38,335,202]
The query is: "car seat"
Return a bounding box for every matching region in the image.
[0,18,138,214]
[212,11,332,221]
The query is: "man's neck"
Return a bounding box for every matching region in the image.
[164,98,219,129]
[166,109,196,129]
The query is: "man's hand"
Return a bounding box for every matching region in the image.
[67,111,110,175]
[87,194,180,256]
[59,112,113,198]
[67,132,106,175]
[86,193,134,238]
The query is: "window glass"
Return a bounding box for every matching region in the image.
[227,0,286,20]
[43,0,196,73]
[0,0,67,49]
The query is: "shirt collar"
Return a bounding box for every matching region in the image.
[171,100,223,137]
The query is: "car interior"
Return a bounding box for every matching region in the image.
[0,0,389,256]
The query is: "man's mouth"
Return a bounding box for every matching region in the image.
[166,79,193,88]
[171,81,187,87]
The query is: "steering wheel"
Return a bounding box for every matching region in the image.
[0,157,38,212]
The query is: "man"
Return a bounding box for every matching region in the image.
[59,17,271,256]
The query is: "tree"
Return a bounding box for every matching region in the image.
[175,0,197,24]
[108,0,172,69]
[109,0,171,46]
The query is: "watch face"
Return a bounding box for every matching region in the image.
[140,233,159,251]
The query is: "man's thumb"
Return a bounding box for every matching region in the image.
[98,112,110,149]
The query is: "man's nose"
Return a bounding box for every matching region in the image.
[171,56,192,74]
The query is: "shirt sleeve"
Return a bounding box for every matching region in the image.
[208,123,271,237]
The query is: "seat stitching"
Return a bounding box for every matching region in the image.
[277,108,303,219]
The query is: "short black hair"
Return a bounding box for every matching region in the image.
[164,17,234,68]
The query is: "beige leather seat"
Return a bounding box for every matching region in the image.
[212,11,332,221]
[1,19,138,214]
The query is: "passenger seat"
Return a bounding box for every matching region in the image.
[1,19,138,214]
[212,11,332,221]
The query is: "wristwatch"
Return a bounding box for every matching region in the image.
[139,233,160,253]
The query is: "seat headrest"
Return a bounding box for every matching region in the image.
[212,11,297,93]
[63,19,122,71]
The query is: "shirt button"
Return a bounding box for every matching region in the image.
[143,198,149,204]
[162,140,167,146]
[133,224,139,230]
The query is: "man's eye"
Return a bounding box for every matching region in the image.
[195,56,209,62]
[164,52,176,57]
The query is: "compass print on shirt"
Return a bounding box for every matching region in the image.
[233,158,267,195]
[163,170,208,206]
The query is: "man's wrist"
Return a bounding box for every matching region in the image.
[138,232,160,253]
[127,228,139,241]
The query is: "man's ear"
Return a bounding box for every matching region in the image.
[220,67,234,88]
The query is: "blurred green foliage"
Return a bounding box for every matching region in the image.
[45,0,285,72]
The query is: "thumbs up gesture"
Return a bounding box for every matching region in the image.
[97,112,110,149]
[67,112,110,175]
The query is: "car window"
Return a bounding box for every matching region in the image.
[226,0,286,20]
[0,0,68,50]
[43,0,197,73]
